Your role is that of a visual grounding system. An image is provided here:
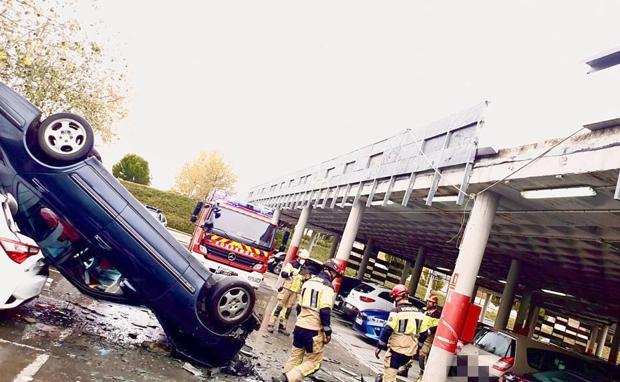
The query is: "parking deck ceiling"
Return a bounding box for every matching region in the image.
[255,126,620,325]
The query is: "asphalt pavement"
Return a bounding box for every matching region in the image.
[0,229,378,382]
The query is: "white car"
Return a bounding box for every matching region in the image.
[457,328,612,380]
[145,205,167,227]
[342,282,394,319]
[0,193,47,310]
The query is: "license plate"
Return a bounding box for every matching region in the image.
[355,317,363,325]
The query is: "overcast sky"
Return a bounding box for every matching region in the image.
[77,1,620,197]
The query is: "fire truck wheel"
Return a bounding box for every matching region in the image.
[208,278,255,327]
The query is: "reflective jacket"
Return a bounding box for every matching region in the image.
[280,260,304,293]
[378,303,419,356]
[296,272,335,331]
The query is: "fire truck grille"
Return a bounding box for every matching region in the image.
[206,246,260,269]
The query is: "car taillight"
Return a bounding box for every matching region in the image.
[360,296,376,303]
[493,357,514,372]
[0,238,39,264]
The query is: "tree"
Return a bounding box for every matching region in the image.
[0,0,127,142]
[174,150,237,199]
[113,154,151,185]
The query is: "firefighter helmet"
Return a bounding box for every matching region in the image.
[324,258,346,276]
[390,284,408,299]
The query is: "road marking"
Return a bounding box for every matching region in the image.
[12,354,49,382]
[0,338,45,352]
[49,269,60,274]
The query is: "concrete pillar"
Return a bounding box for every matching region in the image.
[597,325,610,358]
[408,247,426,295]
[400,260,412,284]
[335,199,365,262]
[424,271,436,301]
[284,206,312,264]
[527,305,540,338]
[495,259,521,331]
[424,192,499,382]
[328,235,340,258]
[357,239,375,281]
[587,326,600,355]
[271,208,281,225]
[608,324,619,364]
[479,292,491,323]
[514,289,533,334]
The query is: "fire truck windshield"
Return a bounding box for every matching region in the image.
[207,207,275,250]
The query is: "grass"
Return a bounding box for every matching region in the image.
[119,180,199,234]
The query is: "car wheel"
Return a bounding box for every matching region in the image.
[37,113,94,163]
[208,278,255,327]
[273,262,282,275]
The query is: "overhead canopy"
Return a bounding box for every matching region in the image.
[249,113,620,324]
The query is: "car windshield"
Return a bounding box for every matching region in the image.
[354,283,375,293]
[207,207,275,250]
[474,331,514,358]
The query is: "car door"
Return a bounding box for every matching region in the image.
[13,182,142,305]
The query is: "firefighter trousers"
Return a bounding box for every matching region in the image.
[382,349,411,382]
[283,327,325,382]
[269,289,298,328]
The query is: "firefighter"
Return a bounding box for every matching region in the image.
[272,258,345,382]
[374,284,418,382]
[416,293,442,380]
[268,249,310,334]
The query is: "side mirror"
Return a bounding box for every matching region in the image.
[190,201,205,223]
[6,193,18,216]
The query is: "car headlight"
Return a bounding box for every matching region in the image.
[253,263,264,271]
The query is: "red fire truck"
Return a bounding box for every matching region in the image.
[188,192,277,288]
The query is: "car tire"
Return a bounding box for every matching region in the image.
[273,262,282,275]
[207,278,255,327]
[37,113,94,163]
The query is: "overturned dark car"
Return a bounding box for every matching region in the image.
[0,82,258,366]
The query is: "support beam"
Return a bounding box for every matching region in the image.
[587,326,600,355]
[357,239,375,281]
[272,208,281,225]
[284,206,312,265]
[597,325,610,358]
[527,305,540,338]
[479,292,491,323]
[408,247,426,296]
[400,260,412,284]
[609,323,620,365]
[514,289,533,334]
[328,235,340,259]
[424,270,435,301]
[307,231,320,255]
[495,259,521,331]
[424,192,499,382]
[334,199,365,291]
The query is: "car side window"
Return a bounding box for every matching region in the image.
[16,183,81,259]
[15,183,136,298]
[378,291,391,302]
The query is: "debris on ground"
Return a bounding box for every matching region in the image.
[182,362,203,377]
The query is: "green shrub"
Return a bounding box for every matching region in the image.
[119,180,198,234]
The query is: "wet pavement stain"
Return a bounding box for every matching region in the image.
[0,270,374,382]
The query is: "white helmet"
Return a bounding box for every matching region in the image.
[297,249,310,260]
